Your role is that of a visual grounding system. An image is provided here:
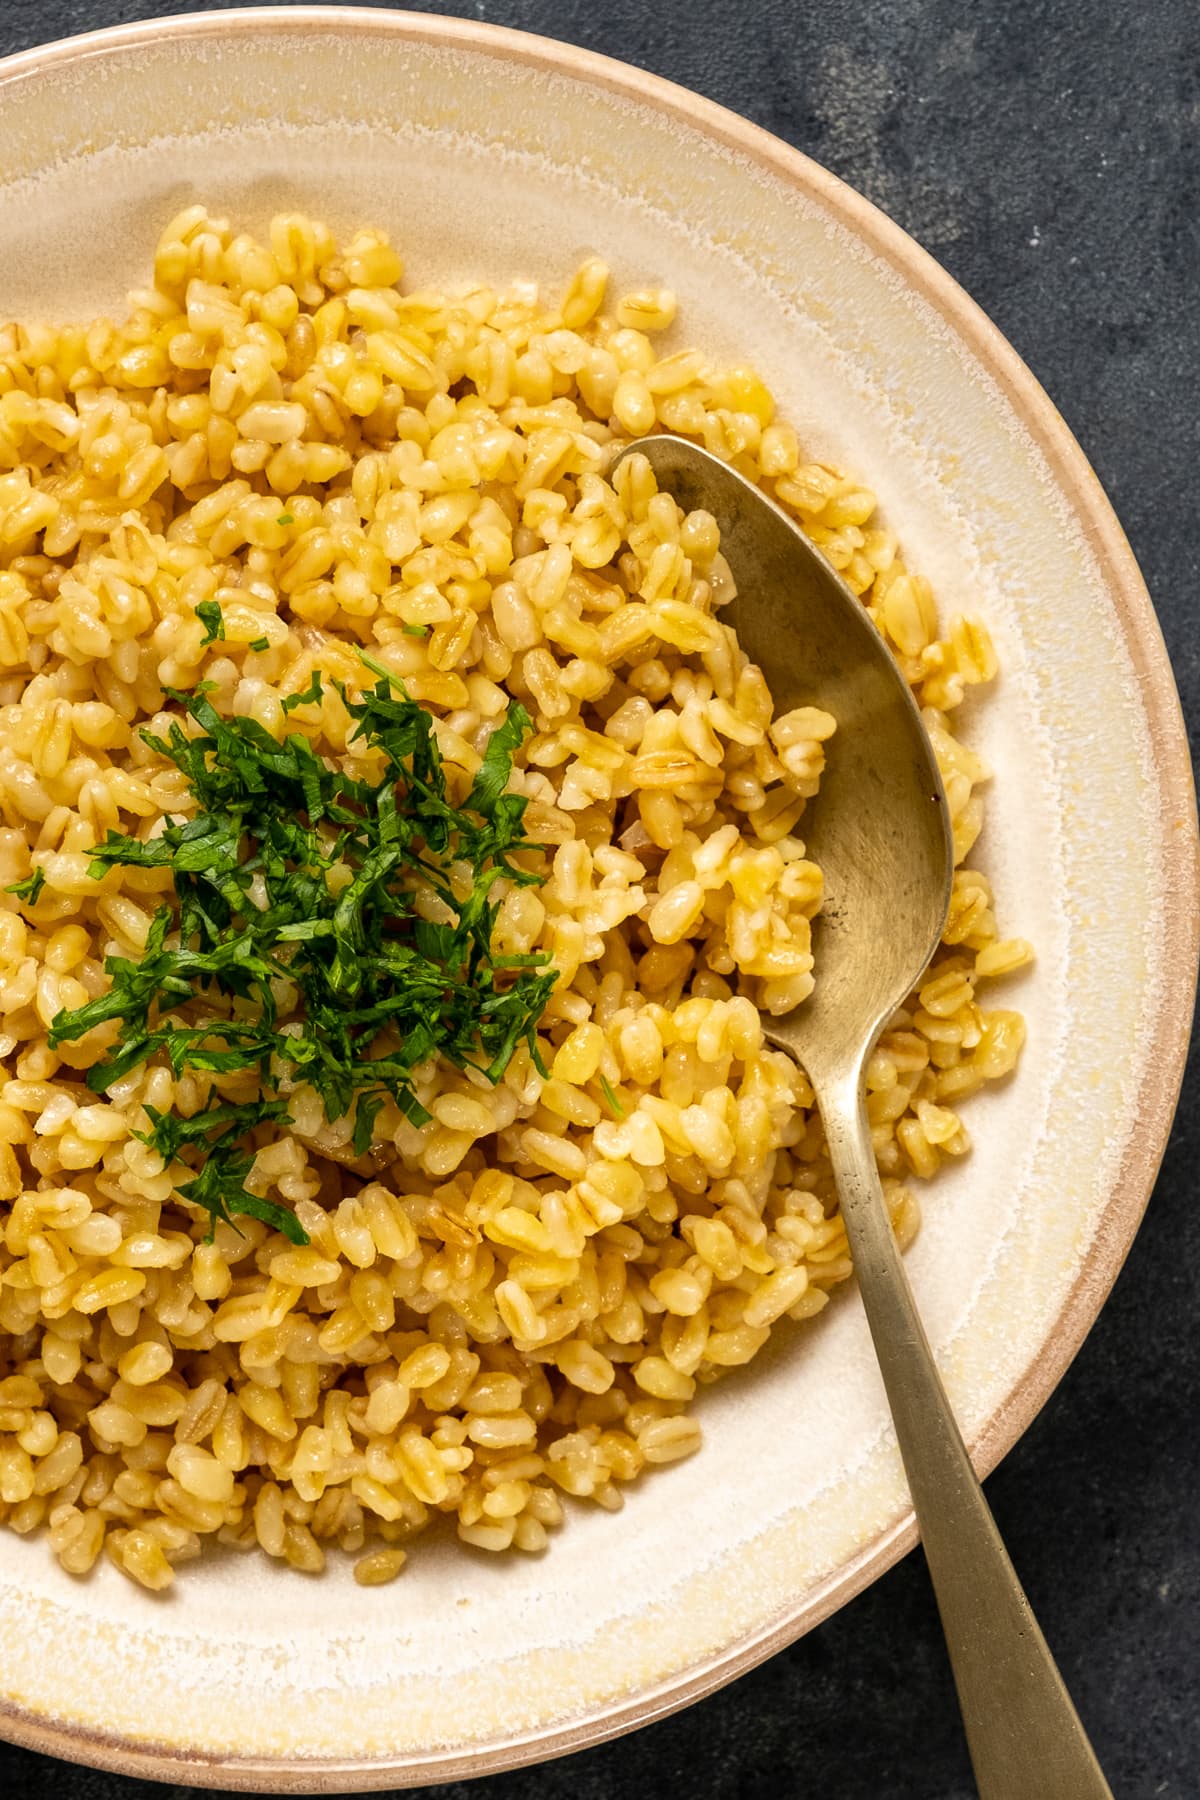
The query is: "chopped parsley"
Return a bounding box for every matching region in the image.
[5,867,44,904]
[277,513,294,526]
[248,636,270,653]
[48,663,555,1245]
[196,600,225,647]
[281,669,324,715]
[599,1074,625,1119]
[401,624,429,638]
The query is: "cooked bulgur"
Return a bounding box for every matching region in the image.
[0,209,1028,1589]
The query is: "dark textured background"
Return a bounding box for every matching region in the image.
[0,3,1196,1796]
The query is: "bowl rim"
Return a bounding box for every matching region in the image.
[0,5,1196,1789]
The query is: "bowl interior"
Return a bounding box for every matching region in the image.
[0,11,1193,1787]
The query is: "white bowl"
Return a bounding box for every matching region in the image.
[0,9,1195,1788]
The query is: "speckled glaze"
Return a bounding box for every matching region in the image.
[0,9,1194,1789]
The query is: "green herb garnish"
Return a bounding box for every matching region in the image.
[5,867,44,904]
[277,513,294,526]
[48,666,554,1245]
[248,636,270,653]
[598,1074,625,1118]
[401,624,429,638]
[196,601,225,647]
[281,670,324,715]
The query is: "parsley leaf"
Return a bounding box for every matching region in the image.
[352,1092,386,1158]
[196,601,225,647]
[5,867,44,904]
[468,703,534,816]
[281,670,324,715]
[599,1074,625,1118]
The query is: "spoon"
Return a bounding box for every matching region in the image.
[614,435,1112,1800]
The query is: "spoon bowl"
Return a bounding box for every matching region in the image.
[617,434,1114,1800]
[618,434,953,1081]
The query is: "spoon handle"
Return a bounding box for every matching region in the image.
[819,1066,1113,1800]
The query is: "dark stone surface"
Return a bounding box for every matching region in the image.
[0,2,1196,1796]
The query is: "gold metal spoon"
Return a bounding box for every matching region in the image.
[615,435,1113,1800]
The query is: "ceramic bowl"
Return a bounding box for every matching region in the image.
[0,9,1195,1788]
